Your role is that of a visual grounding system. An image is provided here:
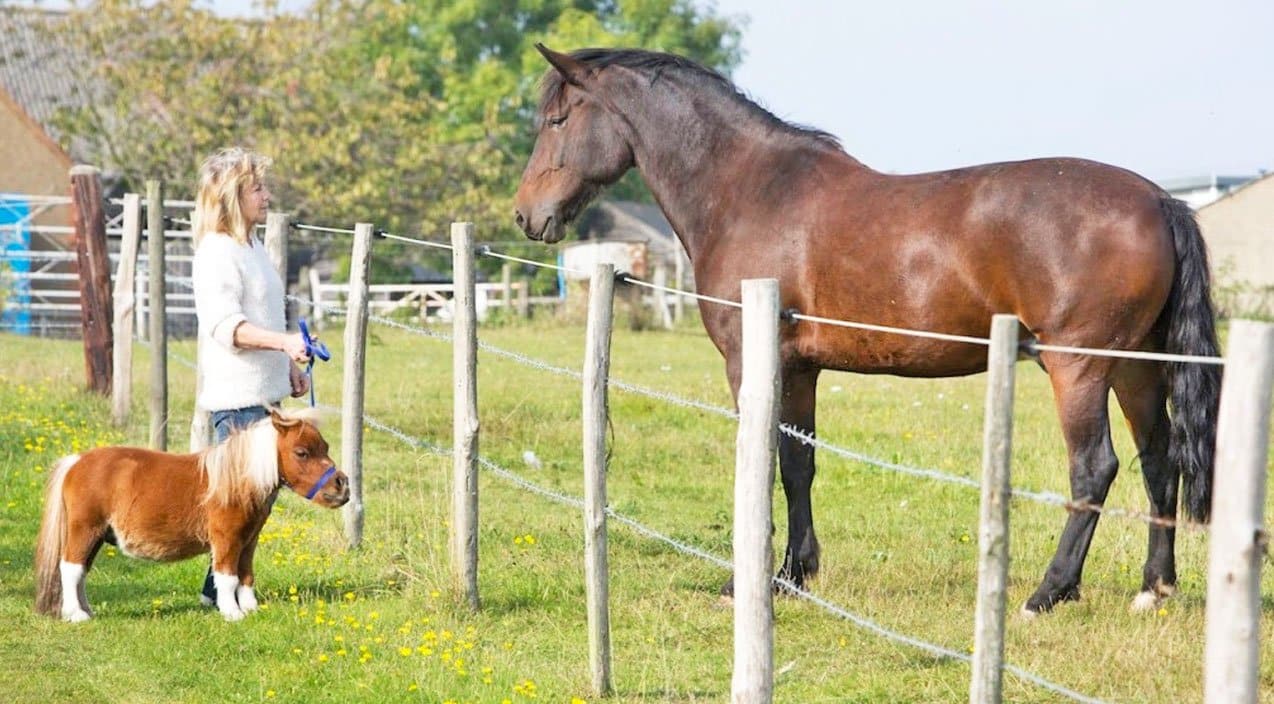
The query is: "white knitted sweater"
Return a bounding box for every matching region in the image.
[191,233,291,411]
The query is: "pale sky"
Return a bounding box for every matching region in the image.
[100,0,1274,182]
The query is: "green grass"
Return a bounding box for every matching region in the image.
[0,320,1271,703]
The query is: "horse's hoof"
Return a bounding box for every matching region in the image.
[717,595,734,609]
[62,609,91,623]
[220,607,246,622]
[1130,591,1161,613]
[1019,604,1042,621]
[237,587,259,612]
[199,594,215,607]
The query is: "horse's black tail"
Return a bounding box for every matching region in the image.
[1160,197,1221,523]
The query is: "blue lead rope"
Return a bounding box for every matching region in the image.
[298,318,330,407]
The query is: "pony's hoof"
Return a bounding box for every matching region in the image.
[237,587,259,612]
[1019,605,1041,621]
[62,609,91,623]
[220,607,246,622]
[199,594,215,607]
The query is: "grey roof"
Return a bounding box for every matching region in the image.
[576,200,680,258]
[1157,174,1257,193]
[0,7,95,159]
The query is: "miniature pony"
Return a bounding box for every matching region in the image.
[35,408,349,622]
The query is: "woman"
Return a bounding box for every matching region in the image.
[191,147,311,604]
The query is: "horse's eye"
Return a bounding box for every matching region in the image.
[293,448,309,459]
[547,115,567,128]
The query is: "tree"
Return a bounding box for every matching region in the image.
[46,0,742,249]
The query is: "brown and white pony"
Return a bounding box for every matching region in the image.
[35,408,349,622]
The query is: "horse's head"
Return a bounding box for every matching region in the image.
[271,409,349,508]
[514,44,635,244]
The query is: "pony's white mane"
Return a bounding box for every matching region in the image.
[201,409,322,506]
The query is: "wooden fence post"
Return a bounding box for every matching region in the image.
[341,223,373,547]
[1204,319,1274,704]
[111,193,141,424]
[265,212,290,325]
[673,251,685,325]
[732,278,779,704]
[970,314,1019,704]
[309,267,324,328]
[517,279,530,319]
[653,263,672,329]
[146,179,167,450]
[583,263,616,696]
[70,165,112,395]
[501,263,513,314]
[451,221,480,611]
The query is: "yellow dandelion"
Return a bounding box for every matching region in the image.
[266,691,276,698]
[524,534,536,544]
[317,654,329,663]
[407,683,418,692]
[398,647,412,657]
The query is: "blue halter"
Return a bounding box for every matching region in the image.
[298,318,330,407]
[305,466,338,500]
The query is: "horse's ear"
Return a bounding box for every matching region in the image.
[536,43,589,87]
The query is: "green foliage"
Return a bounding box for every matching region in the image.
[1212,259,1274,321]
[46,0,742,241]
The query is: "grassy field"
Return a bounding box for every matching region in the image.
[0,317,1271,704]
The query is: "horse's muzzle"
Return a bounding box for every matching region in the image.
[513,207,565,243]
[318,471,351,508]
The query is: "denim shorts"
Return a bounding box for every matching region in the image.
[211,404,277,443]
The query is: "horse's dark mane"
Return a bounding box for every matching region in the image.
[538,48,841,148]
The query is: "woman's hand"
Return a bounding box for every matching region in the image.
[289,363,310,398]
[280,331,311,363]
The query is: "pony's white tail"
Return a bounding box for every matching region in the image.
[35,454,78,615]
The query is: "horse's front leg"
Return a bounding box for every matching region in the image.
[234,513,271,614]
[209,513,250,622]
[777,367,820,589]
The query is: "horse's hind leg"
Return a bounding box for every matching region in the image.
[60,516,106,622]
[1024,361,1119,615]
[1112,361,1177,611]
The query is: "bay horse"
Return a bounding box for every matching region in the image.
[513,45,1221,615]
[35,408,349,622]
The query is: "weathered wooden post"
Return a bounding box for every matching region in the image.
[70,165,112,395]
[653,262,672,329]
[146,179,168,450]
[341,223,373,547]
[309,267,324,328]
[111,193,141,424]
[501,262,513,314]
[451,221,480,611]
[1204,320,1274,704]
[517,279,530,319]
[264,212,290,325]
[970,314,1018,704]
[732,278,780,704]
[583,263,616,696]
[673,251,685,325]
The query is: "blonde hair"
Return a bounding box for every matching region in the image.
[192,147,272,246]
